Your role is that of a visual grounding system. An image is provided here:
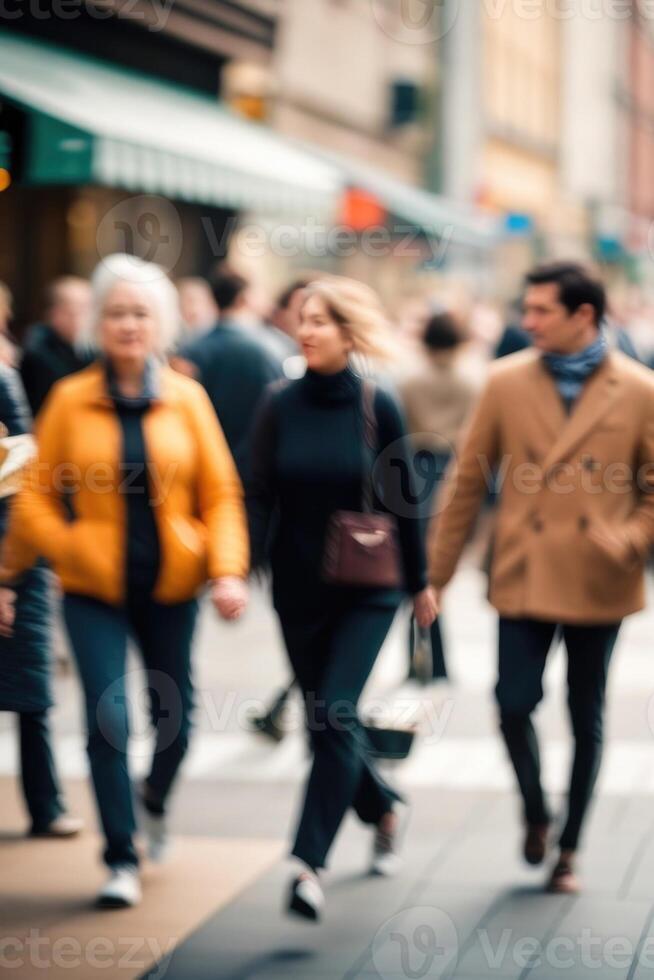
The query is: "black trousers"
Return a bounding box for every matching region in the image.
[496,617,620,851]
[280,601,402,870]
[18,710,65,832]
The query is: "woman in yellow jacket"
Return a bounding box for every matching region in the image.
[0,254,250,909]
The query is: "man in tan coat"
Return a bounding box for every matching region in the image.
[428,262,654,894]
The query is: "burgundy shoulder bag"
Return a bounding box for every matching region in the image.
[322,379,403,589]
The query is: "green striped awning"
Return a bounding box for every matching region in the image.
[0,35,341,220]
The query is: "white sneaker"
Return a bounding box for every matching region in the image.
[138,783,170,863]
[288,870,324,922]
[30,814,84,838]
[139,805,170,863]
[370,804,409,877]
[97,865,141,909]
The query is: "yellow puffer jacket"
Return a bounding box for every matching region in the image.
[1,362,249,605]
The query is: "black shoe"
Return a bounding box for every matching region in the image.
[249,709,287,743]
[523,823,551,866]
[287,872,324,922]
[249,688,291,742]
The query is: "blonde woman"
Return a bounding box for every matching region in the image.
[0,254,249,909]
[247,277,438,921]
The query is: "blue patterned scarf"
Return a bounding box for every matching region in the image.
[543,332,607,405]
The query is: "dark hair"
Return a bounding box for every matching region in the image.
[210,265,249,311]
[423,311,464,352]
[525,262,606,326]
[276,279,310,311]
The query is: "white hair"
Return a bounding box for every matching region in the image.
[79,253,181,358]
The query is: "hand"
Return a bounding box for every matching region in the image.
[588,524,639,570]
[211,577,249,621]
[0,587,16,637]
[413,586,439,629]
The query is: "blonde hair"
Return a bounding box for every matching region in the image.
[303,276,399,364]
[79,254,181,358]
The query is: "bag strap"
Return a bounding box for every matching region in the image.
[361,378,377,513]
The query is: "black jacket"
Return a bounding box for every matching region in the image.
[0,366,53,713]
[180,319,282,483]
[20,323,92,417]
[247,367,427,617]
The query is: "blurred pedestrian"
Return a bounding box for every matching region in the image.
[0,281,19,368]
[428,262,654,895]
[496,297,641,362]
[0,254,249,910]
[398,311,479,682]
[176,276,218,337]
[0,364,83,840]
[20,276,93,416]
[248,276,438,921]
[266,278,308,362]
[495,299,531,359]
[174,265,282,483]
[0,281,11,337]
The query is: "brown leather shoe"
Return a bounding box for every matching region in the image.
[547,852,580,894]
[523,823,550,865]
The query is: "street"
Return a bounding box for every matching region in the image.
[2,557,654,979]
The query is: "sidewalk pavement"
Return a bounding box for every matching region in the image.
[1,564,653,979]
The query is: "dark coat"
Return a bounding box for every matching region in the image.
[0,365,53,713]
[20,322,92,417]
[180,319,282,483]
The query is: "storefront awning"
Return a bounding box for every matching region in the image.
[0,35,341,220]
[307,148,500,250]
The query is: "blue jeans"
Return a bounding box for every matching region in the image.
[63,592,198,869]
[19,710,65,832]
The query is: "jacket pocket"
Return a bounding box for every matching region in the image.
[59,520,121,591]
[160,515,209,590]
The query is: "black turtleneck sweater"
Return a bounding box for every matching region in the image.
[247,367,427,616]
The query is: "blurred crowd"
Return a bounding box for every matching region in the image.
[0,255,651,912]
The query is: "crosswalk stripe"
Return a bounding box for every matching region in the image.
[0,729,652,795]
